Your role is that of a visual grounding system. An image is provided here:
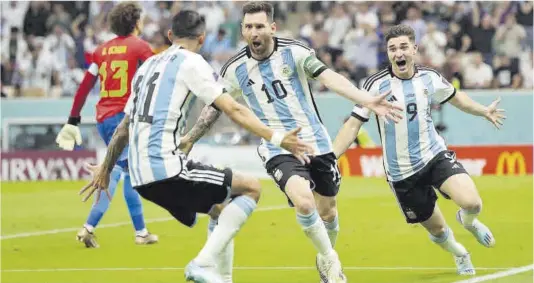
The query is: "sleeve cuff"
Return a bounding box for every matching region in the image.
[440,89,457,105]
[351,112,369,122]
[312,66,328,78]
[68,116,81,126]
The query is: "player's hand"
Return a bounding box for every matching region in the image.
[484,97,506,129]
[79,163,112,203]
[56,124,82,150]
[178,137,194,155]
[280,127,314,164]
[365,91,404,123]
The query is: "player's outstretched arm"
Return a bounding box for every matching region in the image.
[179,104,222,154]
[213,93,313,164]
[449,92,506,129]
[316,69,403,122]
[79,116,130,203]
[56,69,99,150]
[332,117,364,158]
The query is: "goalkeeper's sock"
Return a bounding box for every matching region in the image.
[123,173,146,233]
[85,165,121,228]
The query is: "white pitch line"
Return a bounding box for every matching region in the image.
[1,205,288,240]
[452,264,534,283]
[1,266,516,273]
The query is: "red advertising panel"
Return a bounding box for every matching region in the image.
[1,150,97,181]
[338,145,533,177]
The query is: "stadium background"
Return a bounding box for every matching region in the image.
[1,1,532,283]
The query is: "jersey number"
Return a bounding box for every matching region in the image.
[407,102,417,121]
[99,60,129,98]
[261,80,287,103]
[132,72,160,124]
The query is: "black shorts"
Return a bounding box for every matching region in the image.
[389,150,468,224]
[265,152,341,204]
[134,159,232,228]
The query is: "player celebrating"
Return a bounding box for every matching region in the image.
[55,2,158,248]
[179,2,403,282]
[80,10,312,283]
[333,25,504,275]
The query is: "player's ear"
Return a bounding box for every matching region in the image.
[198,32,206,45]
[270,21,277,36]
[413,43,418,55]
[167,29,173,43]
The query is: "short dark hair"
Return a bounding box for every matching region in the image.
[242,1,274,22]
[384,24,416,45]
[171,10,206,39]
[108,2,142,36]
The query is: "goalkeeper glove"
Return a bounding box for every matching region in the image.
[56,117,83,151]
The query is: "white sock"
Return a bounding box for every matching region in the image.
[84,224,95,233]
[195,196,256,266]
[208,218,233,282]
[136,228,148,237]
[323,214,339,247]
[430,227,468,257]
[460,206,481,227]
[297,210,333,256]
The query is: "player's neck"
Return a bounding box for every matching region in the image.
[392,64,416,79]
[173,39,200,52]
[251,38,275,61]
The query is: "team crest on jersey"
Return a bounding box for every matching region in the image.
[280,64,293,77]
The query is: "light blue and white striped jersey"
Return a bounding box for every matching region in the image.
[220,37,332,164]
[124,45,225,187]
[352,66,456,182]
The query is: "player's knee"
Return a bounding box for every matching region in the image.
[242,177,261,203]
[428,224,447,238]
[316,196,337,222]
[462,199,482,213]
[288,180,316,214]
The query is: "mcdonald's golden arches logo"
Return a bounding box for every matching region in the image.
[496,151,526,176]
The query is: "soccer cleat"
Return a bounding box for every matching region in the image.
[185,260,223,283]
[316,251,347,283]
[455,253,476,275]
[135,233,159,245]
[456,210,496,248]
[76,227,99,248]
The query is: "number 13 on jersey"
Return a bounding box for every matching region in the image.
[99,60,129,98]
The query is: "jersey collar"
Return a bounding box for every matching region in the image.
[388,64,419,80]
[245,37,279,61]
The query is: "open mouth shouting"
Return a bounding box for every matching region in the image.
[396,59,407,71]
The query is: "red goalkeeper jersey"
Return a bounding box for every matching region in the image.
[69,35,153,123]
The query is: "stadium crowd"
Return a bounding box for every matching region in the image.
[1,1,532,99]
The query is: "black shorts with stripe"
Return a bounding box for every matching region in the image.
[135,159,233,228]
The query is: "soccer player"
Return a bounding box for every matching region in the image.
[179,2,403,282]
[333,25,505,275]
[55,2,158,247]
[80,10,312,283]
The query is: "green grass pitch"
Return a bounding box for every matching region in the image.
[1,176,532,283]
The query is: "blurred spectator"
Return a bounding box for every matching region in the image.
[493,55,522,89]
[18,37,59,95]
[516,1,533,50]
[420,22,447,69]
[60,56,84,97]
[43,23,75,73]
[445,22,471,54]
[35,125,57,150]
[46,3,72,32]
[469,5,496,65]
[2,27,28,64]
[23,2,51,37]
[201,28,233,61]
[494,14,526,70]
[151,29,171,54]
[520,52,533,89]
[343,23,379,81]
[463,53,494,89]
[401,6,427,44]
[323,3,351,63]
[1,1,30,36]
[354,3,379,29]
[198,2,226,35]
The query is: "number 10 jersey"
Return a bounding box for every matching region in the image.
[220,37,333,164]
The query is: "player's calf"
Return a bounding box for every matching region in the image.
[315,193,339,247]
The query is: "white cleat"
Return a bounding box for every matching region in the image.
[135,233,159,245]
[455,253,476,275]
[185,260,223,283]
[76,227,99,248]
[456,210,496,248]
[317,251,347,283]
